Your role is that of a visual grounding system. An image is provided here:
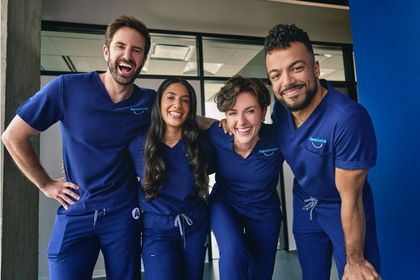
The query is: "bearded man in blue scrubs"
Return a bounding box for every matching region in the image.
[2,16,155,280]
[264,24,381,280]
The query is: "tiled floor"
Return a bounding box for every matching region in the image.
[95,249,339,280]
[203,250,339,280]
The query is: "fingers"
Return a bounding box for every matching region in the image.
[56,197,69,210]
[43,179,81,210]
[62,186,80,201]
[218,119,232,135]
[63,181,79,190]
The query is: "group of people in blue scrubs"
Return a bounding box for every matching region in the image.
[2,14,381,280]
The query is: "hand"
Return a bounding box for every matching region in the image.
[218,119,232,135]
[41,178,80,210]
[342,259,381,280]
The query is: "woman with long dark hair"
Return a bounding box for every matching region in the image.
[128,78,210,280]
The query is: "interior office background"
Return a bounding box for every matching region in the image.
[1,0,419,279]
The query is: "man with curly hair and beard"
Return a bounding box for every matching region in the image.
[264,24,381,280]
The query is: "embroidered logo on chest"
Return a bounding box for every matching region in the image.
[309,137,327,149]
[258,147,279,156]
[130,107,149,115]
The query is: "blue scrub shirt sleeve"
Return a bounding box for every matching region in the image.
[17,76,65,131]
[334,109,377,170]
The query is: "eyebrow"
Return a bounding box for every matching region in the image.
[165,91,190,98]
[267,59,306,74]
[228,105,256,112]
[114,41,143,51]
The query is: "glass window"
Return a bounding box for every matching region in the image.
[41,31,104,72]
[313,45,345,81]
[41,31,198,76]
[204,80,226,119]
[143,34,197,76]
[202,38,266,78]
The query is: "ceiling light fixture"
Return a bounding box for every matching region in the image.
[151,44,192,61]
[183,62,223,75]
[265,0,349,10]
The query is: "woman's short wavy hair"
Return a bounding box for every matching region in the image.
[214,75,271,112]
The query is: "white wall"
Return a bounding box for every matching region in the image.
[41,0,352,43]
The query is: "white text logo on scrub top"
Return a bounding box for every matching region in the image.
[309,137,327,149]
[258,147,279,156]
[130,107,149,115]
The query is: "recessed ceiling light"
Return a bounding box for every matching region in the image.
[151,44,191,61]
[265,0,349,10]
[183,62,223,75]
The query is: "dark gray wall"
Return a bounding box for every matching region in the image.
[1,0,41,278]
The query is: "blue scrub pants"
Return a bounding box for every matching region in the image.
[141,205,208,280]
[293,186,380,280]
[210,197,281,280]
[47,198,141,280]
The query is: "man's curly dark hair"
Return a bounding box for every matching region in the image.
[264,24,314,56]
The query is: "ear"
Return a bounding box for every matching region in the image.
[314,60,321,78]
[103,44,109,61]
[261,107,268,122]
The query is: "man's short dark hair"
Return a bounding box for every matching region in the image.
[104,15,151,57]
[264,24,313,56]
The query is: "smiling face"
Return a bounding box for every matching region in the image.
[266,41,320,112]
[160,83,191,130]
[225,91,267,149]
[103,27,146,85]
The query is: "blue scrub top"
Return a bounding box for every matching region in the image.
[271,80,377,202]
[17,72,156,212]
[207,122,284,222]
[129,132,209,215]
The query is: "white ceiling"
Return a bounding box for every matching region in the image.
[41,0,352,43]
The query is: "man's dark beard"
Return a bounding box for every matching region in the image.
[279,82,318,112]
[107,57,139,86]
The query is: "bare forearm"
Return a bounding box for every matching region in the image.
[337,168,380,279]
[2,132,51,189]
[341,196,366,263]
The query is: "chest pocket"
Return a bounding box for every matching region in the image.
[304,138,332,155]
[125,107,151,136]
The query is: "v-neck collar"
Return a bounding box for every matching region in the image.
[221,123,268,160]
[93,72,138,107]
[288,82,331,132]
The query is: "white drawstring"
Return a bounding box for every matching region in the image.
[174,213,193,249]
[302,197,318,220]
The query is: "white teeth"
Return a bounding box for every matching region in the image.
[169,111,182,117]
[119,62,132,69]
[282,85,304,97]
[237,128,251,134]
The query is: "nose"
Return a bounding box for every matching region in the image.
[282,71,295,89]
[173,97,182,109]
[238,112,248,126]
[122,48,133,60]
